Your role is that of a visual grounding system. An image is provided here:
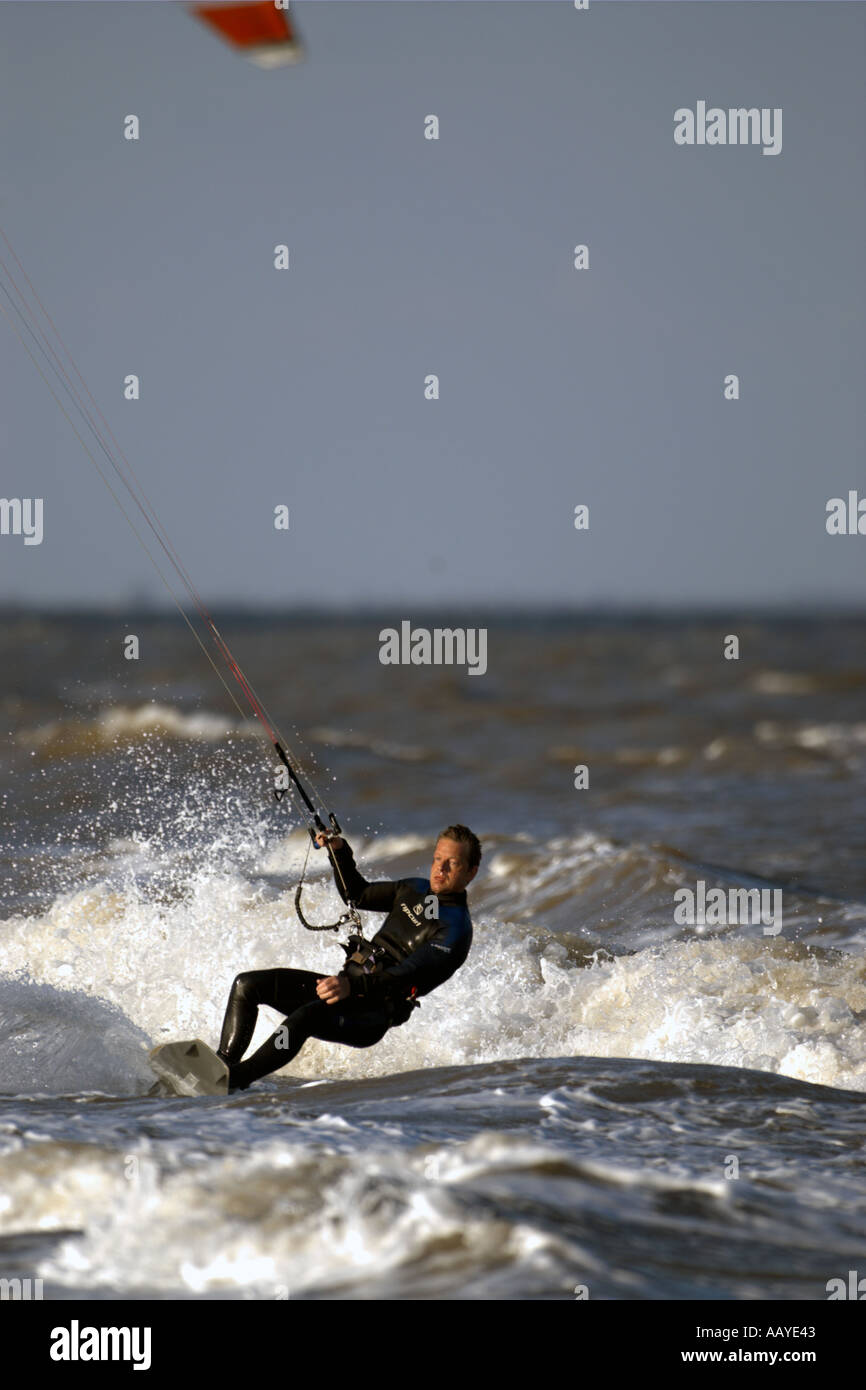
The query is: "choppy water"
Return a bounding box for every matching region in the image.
[1,611,865,1300]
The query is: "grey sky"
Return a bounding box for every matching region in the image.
[0,1,863,610]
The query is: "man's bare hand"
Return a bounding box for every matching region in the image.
[316,974,350,1004]
[315,832,345,851]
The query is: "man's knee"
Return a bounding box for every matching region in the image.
[230,971,261,1002]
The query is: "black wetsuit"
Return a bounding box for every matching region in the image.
[217,839,473,1090]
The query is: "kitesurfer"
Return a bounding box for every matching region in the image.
[215,825,480,1090]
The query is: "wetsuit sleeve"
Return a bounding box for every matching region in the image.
[346,916,469,1004]
[328,839,399,912]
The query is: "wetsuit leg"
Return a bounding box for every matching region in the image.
[227,998,391,1091]
[217,968,323,1064]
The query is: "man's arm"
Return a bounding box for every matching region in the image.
[323,837,399,913]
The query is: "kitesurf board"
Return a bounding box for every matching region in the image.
[148,1038,229,1097]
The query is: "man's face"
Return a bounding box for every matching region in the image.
[430,837,478,894]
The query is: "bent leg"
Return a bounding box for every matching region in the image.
[227,1000,391,1091]
[217,968,323,1065]
[308,1009,391,1050]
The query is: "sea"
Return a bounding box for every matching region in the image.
[1,610,865,1302]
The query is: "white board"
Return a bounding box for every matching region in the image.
[149,1038,229,1097]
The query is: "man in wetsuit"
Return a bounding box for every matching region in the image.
[215,824,480,1091]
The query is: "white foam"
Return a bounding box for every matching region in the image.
[35,1133,597,1296]
[18,702,259,750]
[2,839,865,1095]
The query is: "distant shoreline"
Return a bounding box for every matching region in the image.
[1,605,864,625]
